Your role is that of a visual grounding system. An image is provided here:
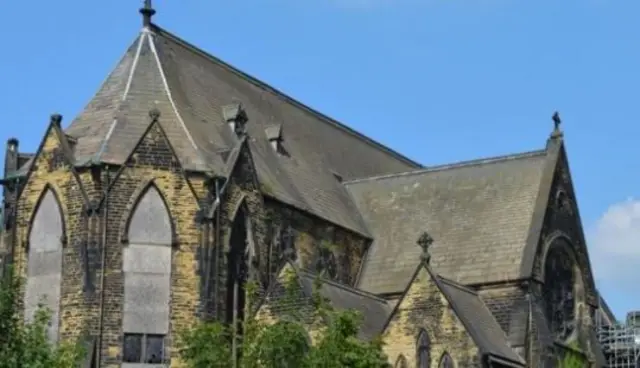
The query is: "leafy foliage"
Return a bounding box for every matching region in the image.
[556,341,588,368]
[0,268,86,368]
[178,270,391,368]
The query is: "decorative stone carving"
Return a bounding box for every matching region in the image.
[555,189,573,215]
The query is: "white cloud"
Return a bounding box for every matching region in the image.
[588,198,640,287]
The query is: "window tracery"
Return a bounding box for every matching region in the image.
[315,245,338,280]
[544,242,576,340]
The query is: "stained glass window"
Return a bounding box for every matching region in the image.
[544,244,576,340]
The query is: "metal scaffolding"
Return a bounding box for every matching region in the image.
[597,310,640,368]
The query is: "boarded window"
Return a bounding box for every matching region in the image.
[123,186,172,337]
[24,189,63,342]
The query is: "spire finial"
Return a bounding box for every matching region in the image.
[417,231,434,265]
[140,0,156,27]
[551,111,563,139]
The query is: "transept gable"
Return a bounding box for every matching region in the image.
[519,135,597,307]
[381,259,525,368]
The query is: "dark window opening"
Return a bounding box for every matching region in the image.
[122,333,165,364]
[417,329,431,368]
[226,207,248,331]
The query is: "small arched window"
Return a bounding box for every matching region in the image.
[439,352,454,368]
[394,354,408,368]
[417,329,431,368]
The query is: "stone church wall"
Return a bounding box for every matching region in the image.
[383,267,481,367]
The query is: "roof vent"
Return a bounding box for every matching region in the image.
[265,124,286,155]
[222,103,248,137]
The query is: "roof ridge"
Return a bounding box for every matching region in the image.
[94,31,147,162]
[298,270,390,304]
[343,148,547,185]
[150,24,422,169]
[147,30,208,169]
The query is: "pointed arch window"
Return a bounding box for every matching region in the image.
[122,185,172,365]
[226,202,258,331]
[417,329,431,368]
[24,188,64,342]
[394,354,408,368]
[439,352,454,368]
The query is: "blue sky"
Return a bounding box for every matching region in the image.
[1,1,638,320]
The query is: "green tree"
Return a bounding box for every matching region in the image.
[0,268,86,368]
[177,273,391,368]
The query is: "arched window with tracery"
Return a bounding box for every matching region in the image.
[121,185,172,365]
[24,188,64,342]
[417,329,431,368]
[438,352,454,368]
[394,354,408,368]
[544,240,577,341]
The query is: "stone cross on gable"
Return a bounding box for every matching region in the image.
[551,111,563,138]
[417,231,434,265]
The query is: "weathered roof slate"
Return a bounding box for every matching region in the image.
[61,24,420,235]
[297,271,393,340]
[346,149,549,294]
[258,263,393,341]
[436,276,525,366]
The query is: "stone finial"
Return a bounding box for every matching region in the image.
[417,231,434,264]
[140,0,156,27]
[149,108,161,121]
[6,138,18,152]
[50,114,63,127]
[551,111,563,138]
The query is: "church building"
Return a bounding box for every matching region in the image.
[0,2,609,367]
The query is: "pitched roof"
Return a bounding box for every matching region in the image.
[259,262,394,341]
[61,24,421,235]
[435,276,525,366]
[382,263,524,366]
[346,149,549,294]
[296,271,394,340]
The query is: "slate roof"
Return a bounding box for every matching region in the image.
[436,276,525,366]
[56,24,421,236]
[346,149,549,294]
[259,263,394,341]
[296,271,394,340]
